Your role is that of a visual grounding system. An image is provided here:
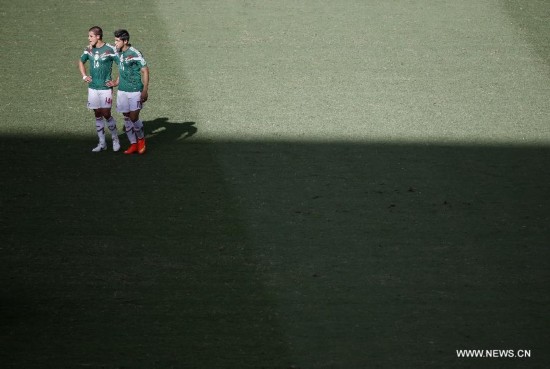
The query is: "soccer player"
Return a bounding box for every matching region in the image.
[78,26,120,152]
[110,29,149,155]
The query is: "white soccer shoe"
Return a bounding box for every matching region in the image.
[92,142,107,152]
[113,138,121,152]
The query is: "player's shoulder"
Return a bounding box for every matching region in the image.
[128,46,144,57]
[82,45,93,54]
[105,43,117,53]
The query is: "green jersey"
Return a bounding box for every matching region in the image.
[115,46,148,92]
[80,43,117,90]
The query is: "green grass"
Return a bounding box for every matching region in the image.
[1,1,549,368]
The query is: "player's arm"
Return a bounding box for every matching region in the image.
[106,51,120,88]
[140,66,149,103]
[106,77,119,88]
[78,60,91,83]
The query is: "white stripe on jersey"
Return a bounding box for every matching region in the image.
[128,46,146,64]
[82,44,116,57]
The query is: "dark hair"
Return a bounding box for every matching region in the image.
[114,29,130,42]
[89,26,103,39]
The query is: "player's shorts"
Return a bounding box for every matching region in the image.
[87,88,113,109]
[116,91,143,113]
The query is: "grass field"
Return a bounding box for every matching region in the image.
[1,0,549,368]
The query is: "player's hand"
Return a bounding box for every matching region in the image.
[105,80,117,87]
[141,91,148,103]
[83,76,92,83]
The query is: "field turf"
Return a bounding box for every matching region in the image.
[1,1,549,368]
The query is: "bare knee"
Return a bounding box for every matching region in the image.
[94,108,111,119]
[128,111,140,122]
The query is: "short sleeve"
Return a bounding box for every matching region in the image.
[80,48,90,63]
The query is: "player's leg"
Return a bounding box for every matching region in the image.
[127,92,146,154]
[98,108,120,152]
[122,113,138,154]
[98,90,120,152]
[88,89,107,152]
[117,91,139,154]
[107,113,120,152]
[92,110,107,152]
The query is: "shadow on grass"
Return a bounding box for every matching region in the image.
[214,141,550,369]
[1,129,288,369]
[144,117,198,143]
[1,132,549,368]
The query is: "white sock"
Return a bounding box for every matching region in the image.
[124,117,137,144]
[95,117,106,144]
[107,116,119,140]
[133,119,144,139]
